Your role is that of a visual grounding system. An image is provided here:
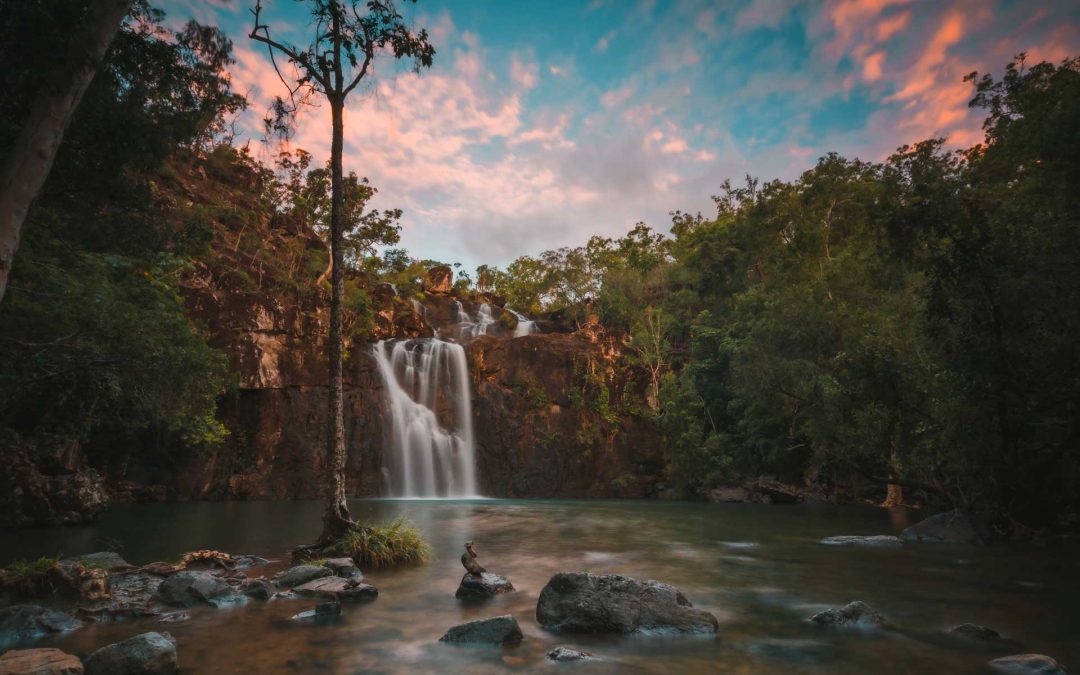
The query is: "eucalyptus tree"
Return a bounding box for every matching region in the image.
[249,0,434,544]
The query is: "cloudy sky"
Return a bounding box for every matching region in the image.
[162,0,1079,270]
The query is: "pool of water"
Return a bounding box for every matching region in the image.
[3,499,1077,674]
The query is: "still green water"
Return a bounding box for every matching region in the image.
[3,500,1077,674]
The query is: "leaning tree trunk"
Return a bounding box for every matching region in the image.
[882,441,904,508]
[319,94,353,544]
[0,0,132,304]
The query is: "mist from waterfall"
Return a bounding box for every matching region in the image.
[373,339,479,498]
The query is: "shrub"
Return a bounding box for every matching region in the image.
[341,516,431,569]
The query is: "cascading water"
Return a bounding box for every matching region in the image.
[373,339,479,498]
[507,308,537,337]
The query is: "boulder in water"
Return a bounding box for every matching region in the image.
[322,558,361,579]
[547,647,592,662]
[273,564,333,589]
[901,509,985,545]
[0,647,83,674]
[439,615,523,645]
[0,605,82,650]
[535,572,719,635]
[83,632,177,675]
[315,601,341,617]
[950,623,1003,641]
[988,654,1067,675]
[807,601,887,628]
[239,578,274,601]
[819,535,903,548]
[294,575,377,602]
[455,573,515,600]
[156,571,238,607]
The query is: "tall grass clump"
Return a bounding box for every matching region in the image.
[1,556,61,596]
[342,516,431,569]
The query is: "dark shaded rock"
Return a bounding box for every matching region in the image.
[808,601,887,628]
[294,576,376,602]
[76,572,162,623]
[321,558,360,579]
[756,477,800,504]
[439,615,523,645]
[950,623,1002,640]
[156,571,238,607]
[0,431,108,528]
[338,584,378,602]
[989,654,1067,674]
[239,578,274,601]
[819,536,903,548]
[535,572,718,635]
[273,565,332,589]
[707,486,750,503]
[0,606,81,650]
[315,601,341,617]
[83,632,177,675]
[547,647,592,662]
[901,509,985,545]
[455,573,515,600]
[231,555,270,570]
[0,647,83,674]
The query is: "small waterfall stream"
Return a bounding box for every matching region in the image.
[373,339,479,498]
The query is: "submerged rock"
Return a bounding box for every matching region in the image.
[440,615,523,645]
[535,572,719,635]
[989,654,1067,675]
[819,535,904,548]
[156,571,239,607]
[273,565,332,589]
[950,623,1002,641]
[547,647,592,662]
[0,605,82,650]
[231,555,270,571]
[808,601,887,628]
[83,632,177,675]
[0,647,83,674]
[901,509,985,545]
[315,601,341,617]
[455,573,515,600]
[239,578,274,601]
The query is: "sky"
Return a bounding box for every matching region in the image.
[161,0,1080,270]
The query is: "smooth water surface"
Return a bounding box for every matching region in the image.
[3,500,1077,674]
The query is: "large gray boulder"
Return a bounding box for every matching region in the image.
[156,571,238,607]
[536,573,718,635]
[439,615,523,644]
[989,654,1067,675]
[455,573,515,600]
[273,564,332,589]
[84,632,177,675]
[0,605,81,650]
[901,509,985,545]
[807,601,887,628]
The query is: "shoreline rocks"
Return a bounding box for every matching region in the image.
[536,572,718,635]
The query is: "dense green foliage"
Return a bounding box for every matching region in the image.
[485,56,1080,526]
[0,3,242,456]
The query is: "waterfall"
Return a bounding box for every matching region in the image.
[373,339,479,498]
[507,308,537,337]
[453,301,496,340]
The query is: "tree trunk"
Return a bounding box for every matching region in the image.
[882,441,904,507]
[319,94,353,544]
[0,0,132,304]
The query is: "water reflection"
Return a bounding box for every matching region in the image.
[2,500,1077,674]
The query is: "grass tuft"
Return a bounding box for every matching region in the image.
[2,556,61,596]
[342,516,431,569]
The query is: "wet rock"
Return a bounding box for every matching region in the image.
[455,573,515,600]
[232,555,270,571]
[140,562,180,577]
[989,654,1067,674]
[819,535,904,548]
[808,601,887,628]
[756,477,800,504]
[156,571,238,607]
[0,606,82,650]
[61,552,133,572]
[547,647,592,662]
[535,572,719,635]
[950,623,1002,641]
[273,565,332,589]
[0,647,83,674]
[321,558,360,579]
[315,601,341,617]
[83,632,177,675]
[76,572,162,623]
[239,578,274,601]
[439,615,523,645]
[901,509,985,545]
[707,486,750,503]
[156,612,190,624]
[294,576,376,602]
